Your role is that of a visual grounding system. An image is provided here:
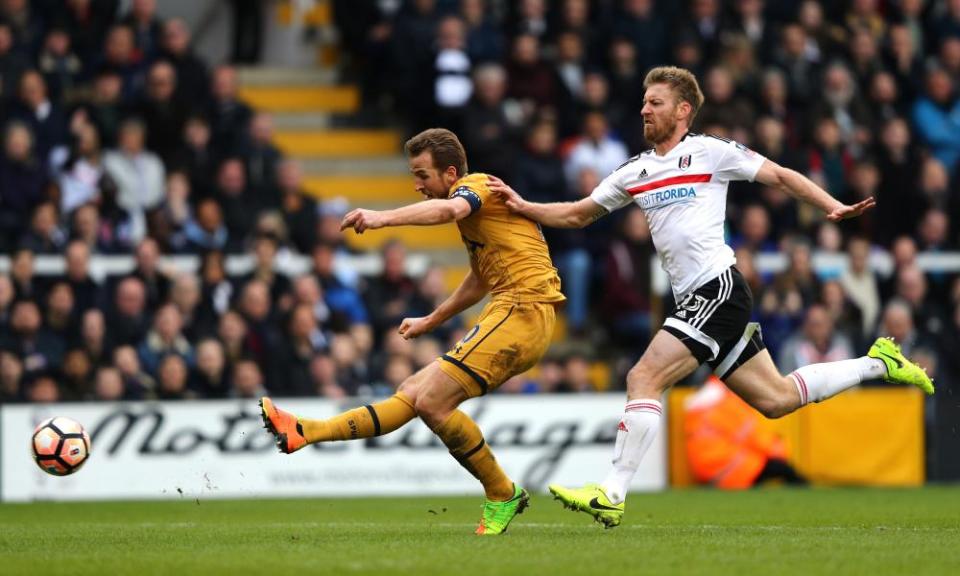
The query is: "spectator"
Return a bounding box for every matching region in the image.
[52,121,104,215]
[137,302,192,376]
[76,308,113,368]
[197,250,233,329]
[563,110,628,192]
[176,197,228,254]
[62,348,94,400]
[44,282,78,344]
[696,66,756,144]
[37,27,83,103]
[156,353,194,400]
[364,240,417,341]
[460,0,503,65]
[912,67,960,171]
[152,171,191,250]
[121,0,162,62]
[103,118,165,242]
[108,276,150,346]
[236,278,279,370]
[0,350,23,402]
[172,115,217,198]
[217,309,250,367]
[462,63,520,180]
[93,366,125,401]
[12,70,66,161]
[230,358,266,399]
[276,159,317,254]
[839,236,881,338]
[505,33,555,118]
[100,25,145,102]
[214,158,255,251]
[0,274,13,332]
[87,68,125,148]
[779,303,855,374]
[134,61,187,166]
[514,120,566,204]
[207,65,252,154]
[602,206,653,352]
[159,18,210,107]
[10,247,44,301]
[0,22,27,107]
[18,201,65,254]
[1,300,65,376]
[431,15,472,134]
[270,303,326,397]
[25,373,61,403]
[731,204,777,253]
[239,234,291,307]
[405,264,461,344]
[611,0,667,75]
[311,242,369,331]
[189,338,228,398]
[0,121,47,249]
[113,344,155,398]
[169,272,201,341]
[125,237,170,309]
[239,112,282,205]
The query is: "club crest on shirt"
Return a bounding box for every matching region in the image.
[678,154,692,170]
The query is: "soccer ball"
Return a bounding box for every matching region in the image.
[31,417,91,476]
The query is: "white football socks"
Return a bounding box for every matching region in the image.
[600,399,662,505]
[790,356,886,405]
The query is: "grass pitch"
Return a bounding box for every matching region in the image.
[1,487,958,575]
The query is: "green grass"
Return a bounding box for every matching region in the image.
[1,488,959,575]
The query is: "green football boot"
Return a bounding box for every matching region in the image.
[475,484,530,535]
[868,337,935,395]
[548,483,624,528]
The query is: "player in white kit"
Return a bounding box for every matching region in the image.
[487,66,934,528]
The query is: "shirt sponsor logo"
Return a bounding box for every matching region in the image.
[637,187,697,211]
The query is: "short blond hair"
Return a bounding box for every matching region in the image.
[643,66,705,123]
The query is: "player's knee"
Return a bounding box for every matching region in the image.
[413,394,452,429]
[626,364,662,397]
[754,392,795,420]
[397,377,421,404]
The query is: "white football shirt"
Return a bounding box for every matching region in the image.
[590,133,766,300]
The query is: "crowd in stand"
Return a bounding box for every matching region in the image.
[1,0,959,404]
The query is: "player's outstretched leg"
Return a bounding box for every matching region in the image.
[259,393,416,453]
[548,483,624,528]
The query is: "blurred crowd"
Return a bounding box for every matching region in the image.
[0,0,959,405]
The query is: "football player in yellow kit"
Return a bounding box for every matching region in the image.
[260,128,565,535]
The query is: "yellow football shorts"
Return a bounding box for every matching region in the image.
[438,300,556,397]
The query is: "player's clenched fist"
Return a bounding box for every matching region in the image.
[340,209,384,233]
[398,316,433,340]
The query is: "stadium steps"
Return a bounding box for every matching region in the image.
[303,175,412,203]
[273,129,401,157]
[238,85,359,113]
[297,156,410,175]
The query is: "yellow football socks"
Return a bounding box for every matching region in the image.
[434,410,515,501]
[300,392,416,443]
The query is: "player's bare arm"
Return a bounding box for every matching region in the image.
[340,197,473,234]
[398,264,488,340]
[753,159,876,222]
[487,175,608,228]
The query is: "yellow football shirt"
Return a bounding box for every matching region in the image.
[448,173,565,304]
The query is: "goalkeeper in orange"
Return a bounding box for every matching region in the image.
[260,128,565,535]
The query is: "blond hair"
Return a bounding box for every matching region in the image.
[404,128,468,177]
[643,66,705,123]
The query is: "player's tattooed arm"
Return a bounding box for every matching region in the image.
[487,175,609,229]
[587,205,609,224]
